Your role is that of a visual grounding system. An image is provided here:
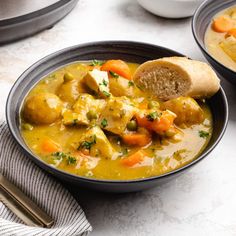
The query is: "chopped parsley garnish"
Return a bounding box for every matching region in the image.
[51,152,77,165]
[118,148,128,157]
[52,152,67,159]
[67,156,76,165]
[136,84,144,91]
[90,59,104,66]
[109,71,119,78]
[146,111,159,121]
[122,148,128,155]
[72,119,78,126]
[102,90,111,97]
[100,79,108,86]
[78,135,97,150]
[128,81,134,87]
[101,118,108,128]
[150,148,156,153]
[199,130,209,138]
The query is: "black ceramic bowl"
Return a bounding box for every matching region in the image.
[6,41,228,193]
[192,0,236,84]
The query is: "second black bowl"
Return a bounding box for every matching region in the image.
[6,41,228,192]
[192,0,236,84]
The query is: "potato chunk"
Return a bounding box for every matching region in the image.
[77,126,114,159]
[162,97,204,125]
[57,79,80,104]
[23,93,62,125]
[109,77,142,97]
[98,97,137,135]
[83,69,110,98]
[220,36,236,62]
[63,94,106,126]
[57,68,88,104]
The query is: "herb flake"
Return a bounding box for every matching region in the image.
[102,90,111,97]
[67,156,76,165]
[51,152,77,165]
[199,130,209,138]
[128,81,134,87]
[109,71,119,78]
[52,152,67,159]
[72,119,78,126]
[99,79,108,87]
[90,59,104,66]
[122,148,128,155]
[146,111,159,121]
[78,135,97,150]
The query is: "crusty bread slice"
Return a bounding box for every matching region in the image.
[133,57,220,100]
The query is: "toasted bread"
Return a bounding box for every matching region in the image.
[133,57,220,100]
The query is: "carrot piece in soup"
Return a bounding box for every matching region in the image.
[152,111,176,133]
[121,150,146,167]
[212,16,233,33]
[101,60,132,80]
[139,101,148,109]
[226,28,236,38]
[122,132,151,147]
[135,110,176,134]
[41,138,61,153]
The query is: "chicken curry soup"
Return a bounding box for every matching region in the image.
[21,59,212,180]
[205,6,236,72]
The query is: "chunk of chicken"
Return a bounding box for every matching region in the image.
[109,77,142,97]
[98,97,137,135]
[62,110,88,126]
[83,69,110,98]
[62,94,106,126]
[77,126,115,159]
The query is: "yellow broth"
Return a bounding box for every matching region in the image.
[20,61,212,180]
[205,6,236,72]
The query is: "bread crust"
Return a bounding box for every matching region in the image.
[133,57,220,100]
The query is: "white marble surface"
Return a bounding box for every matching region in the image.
[0,0,236,235]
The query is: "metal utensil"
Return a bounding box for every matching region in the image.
[0,174,54,227]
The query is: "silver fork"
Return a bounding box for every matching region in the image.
[0,174,54,228]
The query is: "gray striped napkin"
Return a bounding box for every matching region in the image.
[0,122,92,236]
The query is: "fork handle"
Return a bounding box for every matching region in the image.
[0,174,54,228]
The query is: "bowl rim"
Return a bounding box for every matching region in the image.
[0,0,78,26]
[6,40,229,184]
[191,0,236,75]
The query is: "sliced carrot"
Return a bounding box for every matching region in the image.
[226,28,236,38]
[135,115,151,129]
[41,138,61,153]
[121,150,146,167]
[152,111,176,133]
[212,16,233,33]
[139,101,148,109]
[122,132,151,147]
[135,110,176,134]
[101,60,131,80]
